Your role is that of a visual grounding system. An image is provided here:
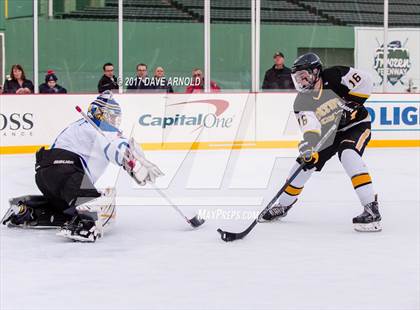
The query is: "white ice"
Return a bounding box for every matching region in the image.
[1,148,419,310]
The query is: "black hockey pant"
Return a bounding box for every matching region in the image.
[34,147,101,217]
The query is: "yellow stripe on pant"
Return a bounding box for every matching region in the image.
[285,184,303,196]
[351,173,372,189]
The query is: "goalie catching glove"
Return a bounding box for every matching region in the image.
[123,138,164,185]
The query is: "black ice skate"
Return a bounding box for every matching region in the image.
[1,202,36,227]
[57,216,100,242]
[353,196,382,232]
[2,196,69,228]
[260,200,297,222]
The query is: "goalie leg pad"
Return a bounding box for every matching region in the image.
[57,188,116,242]
[76,188,117,229]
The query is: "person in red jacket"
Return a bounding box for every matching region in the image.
[185,68,220,93]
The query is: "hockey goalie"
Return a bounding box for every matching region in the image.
[1,91,163,242]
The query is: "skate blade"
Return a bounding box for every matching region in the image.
[353,221,382,232]
[56,229,97,243]
[1,205,20,225]
[7,222,60,229]
[258,217,281,223]
[258,214,286,223]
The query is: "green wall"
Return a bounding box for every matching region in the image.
[0,0,5,30]
[5,0,33,19]
[260,24,354,69]
[123,22,203,92]
[4,18,33,79]
[212,24,252,90]
[4,18,354,92]
[39,19,118,92]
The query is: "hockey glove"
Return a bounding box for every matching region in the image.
[339,100,362,127]
[298,131,320,169]
[123,138,164,186]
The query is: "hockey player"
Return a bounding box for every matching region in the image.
[262,53,381,232]
[1,91,163,241]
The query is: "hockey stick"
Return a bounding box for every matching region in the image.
[217,124,338,242]
[75,106,205,228]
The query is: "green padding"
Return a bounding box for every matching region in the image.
[0,0,5,30]
[7,0,33,19]
[4,18,354,92]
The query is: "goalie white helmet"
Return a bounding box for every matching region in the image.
[88,90,122,129]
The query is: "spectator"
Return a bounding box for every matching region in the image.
[39,70,67,94]
[127,63,154,92]
[153,66,173,93]
[2,64,34,94]
[98,63,119,93]
[262,51,294,91]
[185,68,220,93]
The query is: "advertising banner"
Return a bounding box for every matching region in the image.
[0,93,418,154]
[355,27,420,92]
[367,94,419,142]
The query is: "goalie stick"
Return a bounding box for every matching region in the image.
[217,123,338,242]
[75,106,205,228]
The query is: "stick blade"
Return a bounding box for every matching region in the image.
[217,220,257,242]
[217,228,239,242]
[189,215,205,228]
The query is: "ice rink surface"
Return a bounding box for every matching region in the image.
[1,148,419,310]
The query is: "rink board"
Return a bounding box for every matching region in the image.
[0,93,418,154]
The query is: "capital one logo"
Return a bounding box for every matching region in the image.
[139,99,234,130]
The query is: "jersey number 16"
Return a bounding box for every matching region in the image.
[349,73,362,88]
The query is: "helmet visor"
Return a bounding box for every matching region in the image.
[105,110,121,128]
[291,69,316,93]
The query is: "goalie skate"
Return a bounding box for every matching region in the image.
[2,196,68,229]
[57,217,100,242]
[1,202,35,227]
